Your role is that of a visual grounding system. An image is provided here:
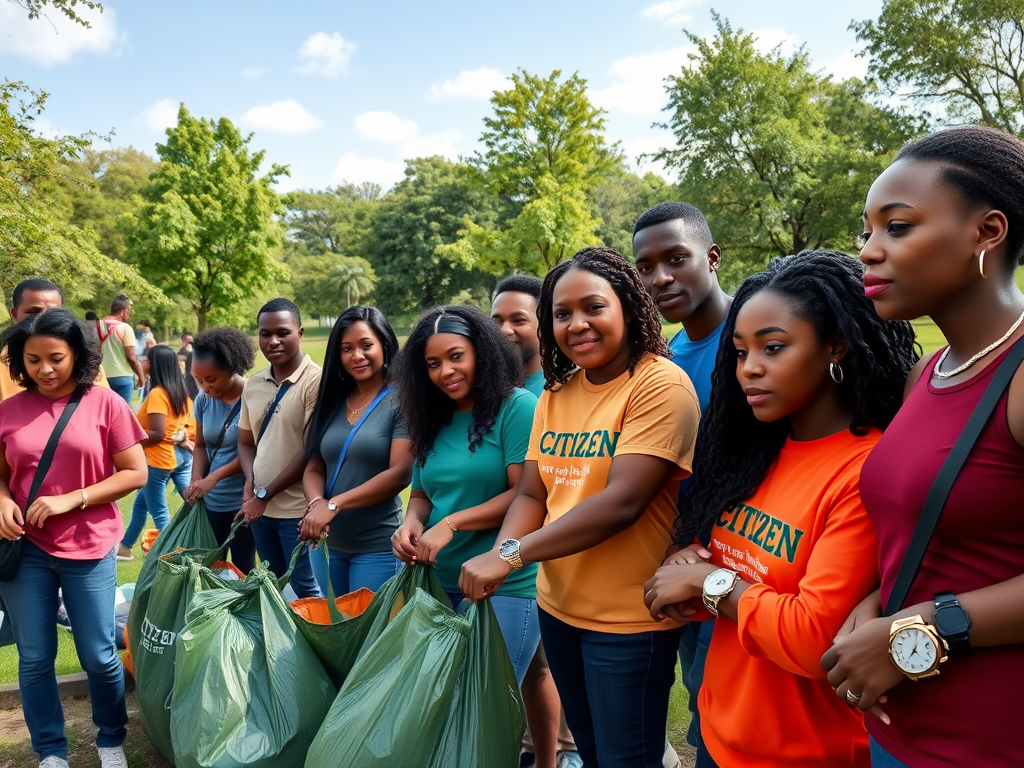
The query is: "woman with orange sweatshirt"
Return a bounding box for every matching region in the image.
[644,252,917,768]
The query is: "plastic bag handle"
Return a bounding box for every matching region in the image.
[316,540,345,624]
[202,519,244,569]
[278,540,313,592]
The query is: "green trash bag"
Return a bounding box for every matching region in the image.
[129,500,218,663]
[291,552,452,688]
[304,590,525,768]
[170,562,337,768]
[134,547,244,765]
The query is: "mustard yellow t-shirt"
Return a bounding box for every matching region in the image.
[527,353,700,633]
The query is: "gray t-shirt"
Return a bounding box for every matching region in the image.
[318,392,407,554]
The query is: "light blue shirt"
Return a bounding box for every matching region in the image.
[194,391,245,513]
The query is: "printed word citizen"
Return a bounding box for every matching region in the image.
[716,504,806,564]
[538,429,620,458]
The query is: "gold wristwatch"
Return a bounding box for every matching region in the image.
[702,568,740,616]
[888,615,949,680]
[498,539,523,570]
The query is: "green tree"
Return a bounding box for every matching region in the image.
[588,166,671,258]
[281,183,379,258]
[656,14,923,287]
[366,156,496,316]
[9,0,102,26]
[289,252,377,320]
[0,80,160,310]
[120,104,287,331]
[451,69,618,275]
[854,0,1024,134]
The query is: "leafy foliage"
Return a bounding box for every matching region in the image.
[120,104,287,330]
[9,0,102,27]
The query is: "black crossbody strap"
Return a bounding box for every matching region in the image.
[26,388,85,508]
[206,400,242,471]
[256,380,294,445]
[884,336,1024,616]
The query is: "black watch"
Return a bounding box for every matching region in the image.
[933,591,972,658]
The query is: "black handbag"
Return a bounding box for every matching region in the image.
[0,387,85,581]
[884,336,1024,615]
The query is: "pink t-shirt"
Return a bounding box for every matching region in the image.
[0,386,146,559]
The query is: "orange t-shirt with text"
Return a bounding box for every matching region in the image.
[527,354,700,633]
[699,429,880,768]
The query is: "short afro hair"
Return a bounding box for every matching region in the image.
[257,297,301,325]
[1,308,102,390]
[633,201,714,249]
[12,278,62,309]
[495,274,542,301]
[192,326,256,376]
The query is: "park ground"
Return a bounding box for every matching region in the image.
[0,320,947,767]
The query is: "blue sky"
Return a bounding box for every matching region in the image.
[1,0,883,192]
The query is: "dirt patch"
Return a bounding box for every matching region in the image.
[0,690,170,768]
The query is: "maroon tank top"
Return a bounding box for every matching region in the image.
[860,344,1024,768]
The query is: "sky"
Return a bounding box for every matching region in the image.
[1,0,884,192]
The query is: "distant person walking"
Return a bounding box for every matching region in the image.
[97,295,144,405]
[178,331,198,399]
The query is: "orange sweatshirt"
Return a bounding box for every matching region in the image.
[699,429,879,768]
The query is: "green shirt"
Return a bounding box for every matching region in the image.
[524,369,545,397]
[412,388,539,597]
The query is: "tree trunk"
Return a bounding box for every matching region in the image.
[197,310,208,332]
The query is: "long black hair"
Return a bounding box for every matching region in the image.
[147,344,190,417]
[676,250,919,545]
[1,309,101,390]
[538,246,669,388]
[395,304,522,465]
[304,306,400,460]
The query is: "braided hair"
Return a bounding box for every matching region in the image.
[538,246,669,388]
[395,304,523,466]
[676,250,919,546]
[895,126,1024,269]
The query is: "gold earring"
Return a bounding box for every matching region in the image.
[979,249,987,278]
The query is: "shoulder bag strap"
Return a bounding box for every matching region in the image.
[255,380,294,446]
[884,336,1024,616]
[205,400,242,473]
[326,386,391,497]
[25,388,85,508]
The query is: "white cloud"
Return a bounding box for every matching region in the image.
[641,0,696,26]
[332,152,405,190]
[752,27,799,58]
[0,2,123,65]
[137,99,180,133]
[240,100,323,134]
[618,134,675,179]
[398,129,463,160]
[242,66,264,79]
[591,46,695,117]
[426,67,508,102]
[295,32,356,77]
[354,111,420,143]
[824,48,870,81]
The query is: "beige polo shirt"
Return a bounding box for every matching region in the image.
[239,354,321,519]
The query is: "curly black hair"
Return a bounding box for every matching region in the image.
[192,326,256,376]
[395,304,522,465]
[304,306,400,460]
[538,246,669,388]
[1,308,102,390]
[676,250,919,546]
[894,126,1024,268]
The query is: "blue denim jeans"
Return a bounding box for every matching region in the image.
[311,548,400,596]
[538,607,683,768]
[870,738,912,768]
[0,540,125,761]
[107,375,134,405]
[121,448,192,548]
[250,515,320,598]
[446,592,540,688]
[678,619,714,753]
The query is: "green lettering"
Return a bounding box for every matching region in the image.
[750,511,771,548]
[762,519,783,553]
[572,432,591,458]
[599,430,619,457]
[557,433,572,457]
[777,525,805,563]
[539,431,556,456]
[717,506,737,530]
[585,432,601,457]
[735,505,756,537]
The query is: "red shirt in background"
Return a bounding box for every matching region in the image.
[0,386,146,560]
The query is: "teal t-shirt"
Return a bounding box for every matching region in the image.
[412,388,539,597]
[524,369,545,397]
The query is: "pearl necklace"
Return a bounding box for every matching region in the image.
[933,308,1024,379]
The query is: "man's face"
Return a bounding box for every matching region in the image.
[11,289,62,323]
[491,291,540,367]
[633,220,719,324]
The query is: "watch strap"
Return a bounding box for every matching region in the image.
[933,591,972,658]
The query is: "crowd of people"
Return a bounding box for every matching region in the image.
[0,124,1021,768]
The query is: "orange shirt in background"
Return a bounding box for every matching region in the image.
[699,428,880,768]
[137,386,193,470]
[527,354,700,633]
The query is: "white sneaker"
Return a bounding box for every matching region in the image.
[39,757,69,768]
[98,745,130,768]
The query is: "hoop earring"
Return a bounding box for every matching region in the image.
[829,362,844,384]
[979,249,987,278]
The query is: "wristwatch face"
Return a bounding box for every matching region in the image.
[499,539,519,558]
[703,569,735,597]
[890,627,939,674]
[255,487,268,500]
[327,501,337,511]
